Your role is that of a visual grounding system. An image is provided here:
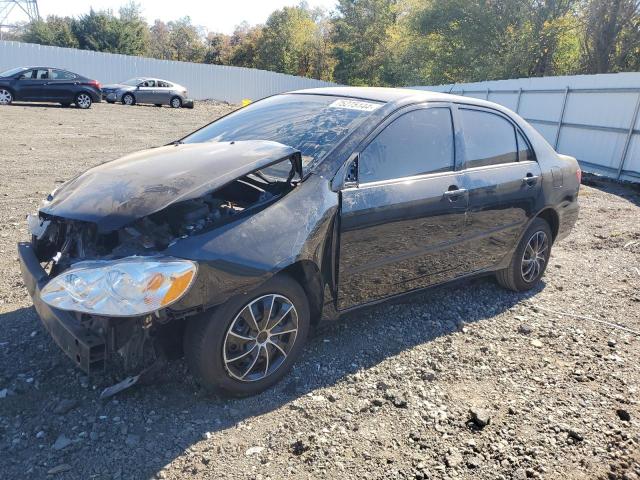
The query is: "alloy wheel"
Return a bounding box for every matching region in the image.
[0,89,12,105]
[223,294,299,382]
[521,230,548,282]
[123,94,134,105]
[76,94,91,109]
[171,97,181,108]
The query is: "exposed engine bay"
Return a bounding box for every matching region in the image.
[31,165,298,275]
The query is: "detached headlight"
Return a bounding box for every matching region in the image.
[41,257,197,317]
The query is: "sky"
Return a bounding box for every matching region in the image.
[35,0,339,34]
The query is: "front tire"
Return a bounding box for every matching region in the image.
[122,93,135,106]
[496,217,552,292]
[75,93,92,109]
[170,96,182,108]
[184,274,310,396]
[0,88,13,105]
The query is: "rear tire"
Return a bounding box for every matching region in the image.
[496,217,552,292]
[75,93,92,109]
[170,96,182,108]
[184,274,310,397]
[0,88,13,105]
[122,93,135,106]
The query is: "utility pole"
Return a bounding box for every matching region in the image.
[0,0,40,40]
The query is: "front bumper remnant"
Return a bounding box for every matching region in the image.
[17,242,106,373]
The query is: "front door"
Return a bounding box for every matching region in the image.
[14,68,49,101]
[337,105,468,309]
[457,106,543,271]
[136,79,156,103]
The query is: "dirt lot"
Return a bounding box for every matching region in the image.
[0,101,639,480]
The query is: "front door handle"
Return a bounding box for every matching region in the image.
[443,187,468,201]
[522,174,540,186]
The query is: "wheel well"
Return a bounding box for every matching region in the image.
[279,261,323,325]
[537,208,559,241]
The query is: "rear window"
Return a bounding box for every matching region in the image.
[460,109,518,168]
[182,94,383,168]
[51,69,76,80]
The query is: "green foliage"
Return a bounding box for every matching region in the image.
[256,5,334,79]
[23,16,78,48]
[13,0,640,85]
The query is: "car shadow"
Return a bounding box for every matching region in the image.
[0,275,543,479]
[6,102,72,108]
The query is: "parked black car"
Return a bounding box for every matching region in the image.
[18,87,580,397]
[0,66,101,108]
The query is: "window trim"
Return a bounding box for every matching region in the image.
[354,102,458,187]
[454,103,537,170]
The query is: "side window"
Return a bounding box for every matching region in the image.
[51,69,76,80]
[460,109,517,168]
[158,81,171,88]
[359,108,454,183]
[34,69,49,80]
[18,70,35,80]
[517,130,535,161]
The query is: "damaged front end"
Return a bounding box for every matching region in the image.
[18,140,303,394]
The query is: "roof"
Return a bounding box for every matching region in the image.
[290,86,463,103]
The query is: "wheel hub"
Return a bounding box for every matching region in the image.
[223,294,298,382]
[521,230,548,282]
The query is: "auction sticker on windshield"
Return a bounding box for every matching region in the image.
[328,99,381,112]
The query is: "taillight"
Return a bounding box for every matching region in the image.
[87,79,101,89]
[576,167,582,184]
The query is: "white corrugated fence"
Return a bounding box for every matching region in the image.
[1,40,638,182]
[0,40,336,103]
[415,73,640,182]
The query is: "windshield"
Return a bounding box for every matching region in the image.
[121,78,144,86]
[0,67,27,78]
[182,94,383,168]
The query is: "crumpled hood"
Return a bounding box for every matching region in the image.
[41,140,299,232]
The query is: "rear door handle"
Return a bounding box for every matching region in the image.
[522,174,540,186]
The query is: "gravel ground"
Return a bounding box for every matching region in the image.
[0,101,639,480]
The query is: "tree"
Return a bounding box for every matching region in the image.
[204,32,233,65]
[256,5,318,77]
[149,20,173,59]
[22,16,78,48]
[332,0,399,85]
[167,17,206,62]
[582,0,640,73]
[228,22,263,68]
[71,4,148,56]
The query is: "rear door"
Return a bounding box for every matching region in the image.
[48,69,78,102]
[457,105,542,271]
[155,80,173,104]
[338,104,468,309]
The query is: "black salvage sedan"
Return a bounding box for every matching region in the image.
[0,66,102,108]
[18,87,580,396]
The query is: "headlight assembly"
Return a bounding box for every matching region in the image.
[40,257,197,317]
